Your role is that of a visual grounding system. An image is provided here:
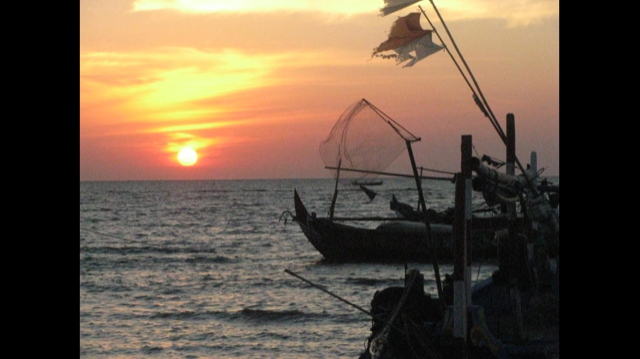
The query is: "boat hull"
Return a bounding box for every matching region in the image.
[294,190,496,262]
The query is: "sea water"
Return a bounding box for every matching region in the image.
[80,177,558,358]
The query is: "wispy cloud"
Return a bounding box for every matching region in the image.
[132,0,559,27]
[80,47,330,125]
[80,45,363,137]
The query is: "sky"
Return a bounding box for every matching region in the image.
[80,0,559,181]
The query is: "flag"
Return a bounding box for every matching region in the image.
[380,0,423,16]
[398,32,443,67]
[372,12,443,67]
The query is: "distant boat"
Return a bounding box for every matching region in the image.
[351,179,383,186]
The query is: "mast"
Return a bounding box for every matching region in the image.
[419,1,538,192]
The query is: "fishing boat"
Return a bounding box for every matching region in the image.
[293,188,511,263]
[356,137,559,358]
[284,95,508,263]
[351,179,384,186]
[350,0,559,353]
[294,189,454,263]
[284,0,559,357]
[290,132,559,358]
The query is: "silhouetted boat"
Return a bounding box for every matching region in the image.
[293,189,502,263]
[284,2,559,356]
[351,179,383,186]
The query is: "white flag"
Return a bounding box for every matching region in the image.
[380,0,423,16]
[398,32,443,67]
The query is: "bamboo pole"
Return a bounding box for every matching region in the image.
[284,269,407,335]
[322,216,425,222]
[329,159,341,221]
[324,166,455,181]
[461,135,473,306]
[424,2,505,142]
[506,115,525,341]
[407,141,427,214]
[452,171,467,359]
[422,1,537,194]
[285,269,371,316]
[406,140,444,307]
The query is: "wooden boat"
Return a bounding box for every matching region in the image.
[284,1,559,357]
[354,136,559,359]
[357,264,559,359]
[293,189,500,262]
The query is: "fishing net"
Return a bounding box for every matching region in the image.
[319,98,420,180]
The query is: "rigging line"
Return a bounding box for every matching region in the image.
[417,6,476,109]
[364,99,421,141]
[80,227,134,241]
[422,2,506,142]
[418,166,456,176]
[424,1,538,196]
[475,262,482,287]
[471,145,483,160]
[417,5,504,141]
[325,166,455,181]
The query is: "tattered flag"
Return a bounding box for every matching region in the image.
[398,32,442,67]
[372,12,443,67]
[380,0,423,17]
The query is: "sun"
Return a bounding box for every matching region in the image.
[177,148,198,166]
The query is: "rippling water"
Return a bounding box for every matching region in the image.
[80,177,557,358]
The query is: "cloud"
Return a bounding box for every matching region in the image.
[131,0,559,27]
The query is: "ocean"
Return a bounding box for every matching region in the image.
[80,176,559,358]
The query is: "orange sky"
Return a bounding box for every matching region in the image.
[80,0,559,181]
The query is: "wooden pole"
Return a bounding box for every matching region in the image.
[461,135,473,306]
[406,141,427,214]
[284,269,407,335]
[506,115,516,218]
[452,171,467,359]
[506,114,525,340]
[329,159,341,221]
[407,140,445,306]
[324,166,454,181]
[285,269,370,316]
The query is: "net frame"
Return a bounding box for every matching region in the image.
[319,98,421,180]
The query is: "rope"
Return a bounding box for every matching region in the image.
[279,211,295,224]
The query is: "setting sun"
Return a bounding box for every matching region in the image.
[178,148,198,166]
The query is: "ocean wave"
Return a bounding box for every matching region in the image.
[82,245,218,255]
[236,308,315,323]
[345,277,396,286]
[186,255,235,264]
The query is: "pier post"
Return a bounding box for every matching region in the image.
[506,114,525,340]
[461,135,473,306]
[506,114,516,217]
[453,133,472,359]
